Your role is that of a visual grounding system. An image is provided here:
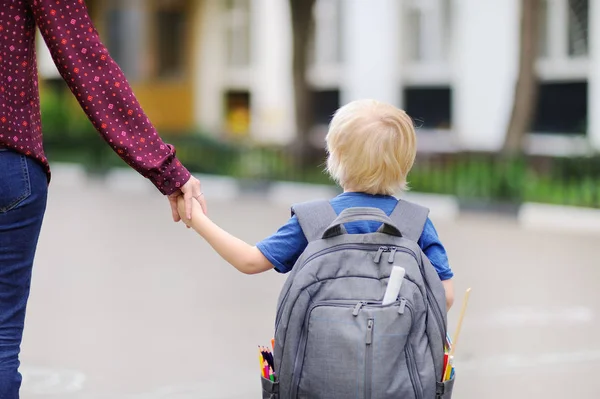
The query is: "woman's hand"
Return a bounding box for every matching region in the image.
[168,176,206,223]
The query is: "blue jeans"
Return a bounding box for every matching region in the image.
[0,149,48,399]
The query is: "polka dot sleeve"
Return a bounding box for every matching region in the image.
[28,0,191,195]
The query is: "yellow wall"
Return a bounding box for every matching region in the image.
[129,82,194,132]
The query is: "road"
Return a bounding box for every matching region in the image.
[18,178,600,398]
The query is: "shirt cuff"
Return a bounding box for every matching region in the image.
[147,146,191,195]
[438,269,454,281]
[256,243,290,274]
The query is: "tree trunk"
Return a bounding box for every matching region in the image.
[503,0,542,156]
[289,0,317,167]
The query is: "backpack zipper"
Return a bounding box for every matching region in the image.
[365,318,374,399]
[406,342,425,399]
[415,251,448,377]
[373,246,388,263]
[388,247,398,263]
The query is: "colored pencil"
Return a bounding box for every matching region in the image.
[263,360,270,379]
[258,347,265,377]
[443,356,454,381]
[449,288,471,358]
[442,353,449,379]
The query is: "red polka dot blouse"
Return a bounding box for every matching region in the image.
[0,0,191,195]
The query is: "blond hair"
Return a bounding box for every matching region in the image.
[325,99,417,195]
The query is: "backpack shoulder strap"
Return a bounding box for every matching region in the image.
[389,199,430,242]
[291,199,338,242]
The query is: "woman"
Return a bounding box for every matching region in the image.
[0,1,207,397]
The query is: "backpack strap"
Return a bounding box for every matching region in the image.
[291,200,339,242]
[388,199,430,242]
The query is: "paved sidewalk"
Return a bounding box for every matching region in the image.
[18,178,600,398]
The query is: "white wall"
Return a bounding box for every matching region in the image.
[453,0,520,151]
[249,0,296,144]
[341,0,401,107]
[195,0,225,135]
[195,0,295,143]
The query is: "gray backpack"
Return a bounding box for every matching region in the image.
[263,199,455,399]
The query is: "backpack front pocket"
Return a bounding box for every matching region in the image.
[292,300,416,399]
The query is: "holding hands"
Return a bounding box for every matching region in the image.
[168,176,207,222]
[176,193,206,227]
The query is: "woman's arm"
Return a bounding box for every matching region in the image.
[29,0,189,195]
[177,198,274,274]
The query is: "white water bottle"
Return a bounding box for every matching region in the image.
[382,266,406,305]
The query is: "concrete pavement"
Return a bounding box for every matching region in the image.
[17,177,600,398]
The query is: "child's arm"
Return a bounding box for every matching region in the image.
[442,279,455,311]
[177,197,274,275]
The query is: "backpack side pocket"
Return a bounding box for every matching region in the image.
[436,373,456,399]
[261,375,279,399]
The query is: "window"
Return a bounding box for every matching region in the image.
[225,0,251,68]
[224,91,251,137]
[309,0,343,66]
[568,0,589,57]
[104,2,144,81]
[102,0,189,81]
[157,11,186,78]
[155,2,188,79]
[403,87,452,130]
[403,0,451,64]
[539,0,589,60]
[532,82,587,135]
[312,90,340,125]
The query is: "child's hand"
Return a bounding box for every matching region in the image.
[177,195,205,227]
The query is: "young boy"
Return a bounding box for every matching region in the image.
[178,99,454,309]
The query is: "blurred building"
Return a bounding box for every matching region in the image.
[37,0,598,155]
[38,0,200,133]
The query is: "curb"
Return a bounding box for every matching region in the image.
[518,202,600,234]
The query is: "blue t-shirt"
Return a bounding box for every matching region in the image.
[256,192,454,280]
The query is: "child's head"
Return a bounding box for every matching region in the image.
[325,99,417,195]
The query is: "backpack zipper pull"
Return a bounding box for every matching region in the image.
[353,301,366,316]
[398,298,407,315]
[388,247,398,263]
[366,318,374,344]
[374,246,388,263]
